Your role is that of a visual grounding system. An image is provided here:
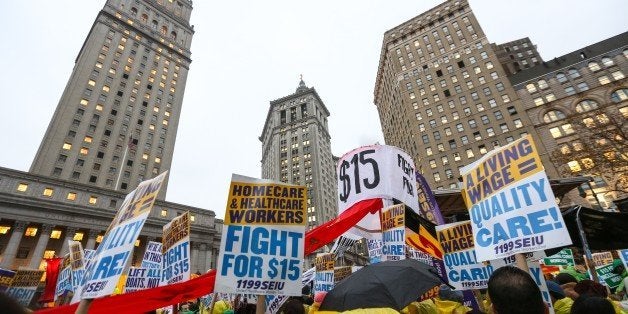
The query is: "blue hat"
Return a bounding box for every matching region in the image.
[546,280,565,299]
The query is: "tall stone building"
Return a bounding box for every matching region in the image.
[491,37,543,76]
[260,80,338,231]
[0,0,221,279]
[510,32,628,209]
[30,0,194,199]
[374,0,557,194]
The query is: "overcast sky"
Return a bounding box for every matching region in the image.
[0,1,625,219]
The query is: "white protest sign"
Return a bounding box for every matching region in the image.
[591,251,613,268]
[337,145,419,237]
[314,253,335,293]
[141,241,163,269]
[215,174,306,295]
[55,254,72,301]
[125,267,160,293]
[367,238,383,264]
[460,135,571,261]
[380,204,406,261]
[69,241,89,297]
[161,211,190,285]
[69,249,96,304]
[80,171,167,299]
[542,248,574,266]
[436,221,494,290]
[5,269,44,307]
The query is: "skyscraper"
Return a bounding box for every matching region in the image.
[30,0,194,199]
[373,0,557,192]
[260,80,338,230]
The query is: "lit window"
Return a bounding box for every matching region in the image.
[533,97,544,106]
[17,183,28,192]
[135,239,141,247]
[611,71,625,80]
[43,188,54,197]
[598,76,611,85]
[67,192,77,201]
[543,110,566,123]
[0,226,11,234]
[601,57,614,67]
[88,80,96,86]
[73,232,84,241]
[588,62,601,72]
[611,88,628,103]
[155,157,161,163]
[89,196,98,205]
[162,119,168,125]
[102,85,110,92]
[526,84,537,93]
[545,93,556,102]
[80,147,89,155]
[575,100,598,113]
[568,161,581,172]
[84,136,93,143]
[63,143,72,150]
[95,104,103,111]
[50,230,62,239]
[190,215,195,222]
[143,153,149,160]
[161,209,167,217]
[25,227,38,236]
[96,235,104,243]
[80,99,89,106]
[164,111,170,117]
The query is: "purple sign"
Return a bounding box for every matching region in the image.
[416,173,445,225]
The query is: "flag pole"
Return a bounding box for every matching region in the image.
[115,138,131,190]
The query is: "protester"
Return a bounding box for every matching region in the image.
[612,259,628,296]
[487,266,546,314]
[433,285,470,314]
[570,295,615,314]
[573,279,608,298]
[0,294,29,314]
[213,300,232,314]
[278,298,306,314]
[546,281,573,314]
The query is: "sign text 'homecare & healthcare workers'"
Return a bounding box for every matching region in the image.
[460,135,570,261]
[215,174,306,295]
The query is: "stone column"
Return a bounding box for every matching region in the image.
[190,243,200,274]
[199,243,208,272]
[28,224,54,269]
[0,221,27,269]
[85,229,100,250]
[59,227,77,256]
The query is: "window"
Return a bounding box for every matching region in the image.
[588,62,601,72]
[63,143,72,150]
[17,183,28,192]
[469,119,477,128]
[89,196,98,205]
[534,97,544,106]
[25,227,38,237]
[80,147,89,155]
[556,73,567,83]
[50,230,62,239]
[611,88,628,103]
[538,80,548,89]
[429,160,437,169]
[466,149,475,158]
[575,100,598,113]
[577,82,589,91]
[43,188,54,197]
[549,124,575,138]
[601,57,614,67]
[473,131,481,141]
[487,127,495,137]
[611,71,625,80]
[598,76,611,85]
[67,192,77,201]
[513,119,523,128]
[461,136,469,145]
[500,123,509,133]
[568,69,580,79]
[543,110,566,122]
[526,83,537,93]
[481,115,490,124]
[564,86,576,95]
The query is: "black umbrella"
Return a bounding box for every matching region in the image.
[319,259,444,311]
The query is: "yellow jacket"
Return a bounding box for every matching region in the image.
[553,298,573,314]
[433,299,471,314]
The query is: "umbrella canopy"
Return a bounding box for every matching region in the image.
[319,259,443,311]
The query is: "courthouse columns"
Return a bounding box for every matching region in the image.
[28,224,54,269]
[59,227,78,256]
[0,221,28,269]
[191,243,200,273]
[85,229,100,250]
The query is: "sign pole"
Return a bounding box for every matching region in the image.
[256,295,266,314]
[514,253,529,274]
[75,299,93,314]
[575,206,600,283]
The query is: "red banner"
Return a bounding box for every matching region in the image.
[39,258,63,303]
[36,198,383,313]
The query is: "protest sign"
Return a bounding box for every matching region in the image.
[460,135,571,261]
[407,248,446,280]
[543,248,574,266]
[314,253,335,293]
[380,204,406,261]
[80,171,167,299]
[595,263,623,288]
[141,241,163,269]
[406,223,444,260]
[366,239,383,264]
[302,267,315,286]
[69,241,87,295]
[334,266,352,284]
[619,249,628,269]
[490,251,547,269]
[215,174,306,295]
[266,294,289,314]
[337,145,419,238]
[5,269,44,307]
[0,268,15,293]
[55,254,73,301]
[330,234,359,259]
[591,251,613,268]
[69,249,96,304]
[125,267,161,293]
[161,211,190,285]
[416,173,445,225]
[436,221,494,290]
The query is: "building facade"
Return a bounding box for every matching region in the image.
[0,0,222,279]
[491,37,543,76]
[0,167,220,273]
[373,0,558,207]
[510,32,628,209]
[30,0,194,199]
[260,80,338,230]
